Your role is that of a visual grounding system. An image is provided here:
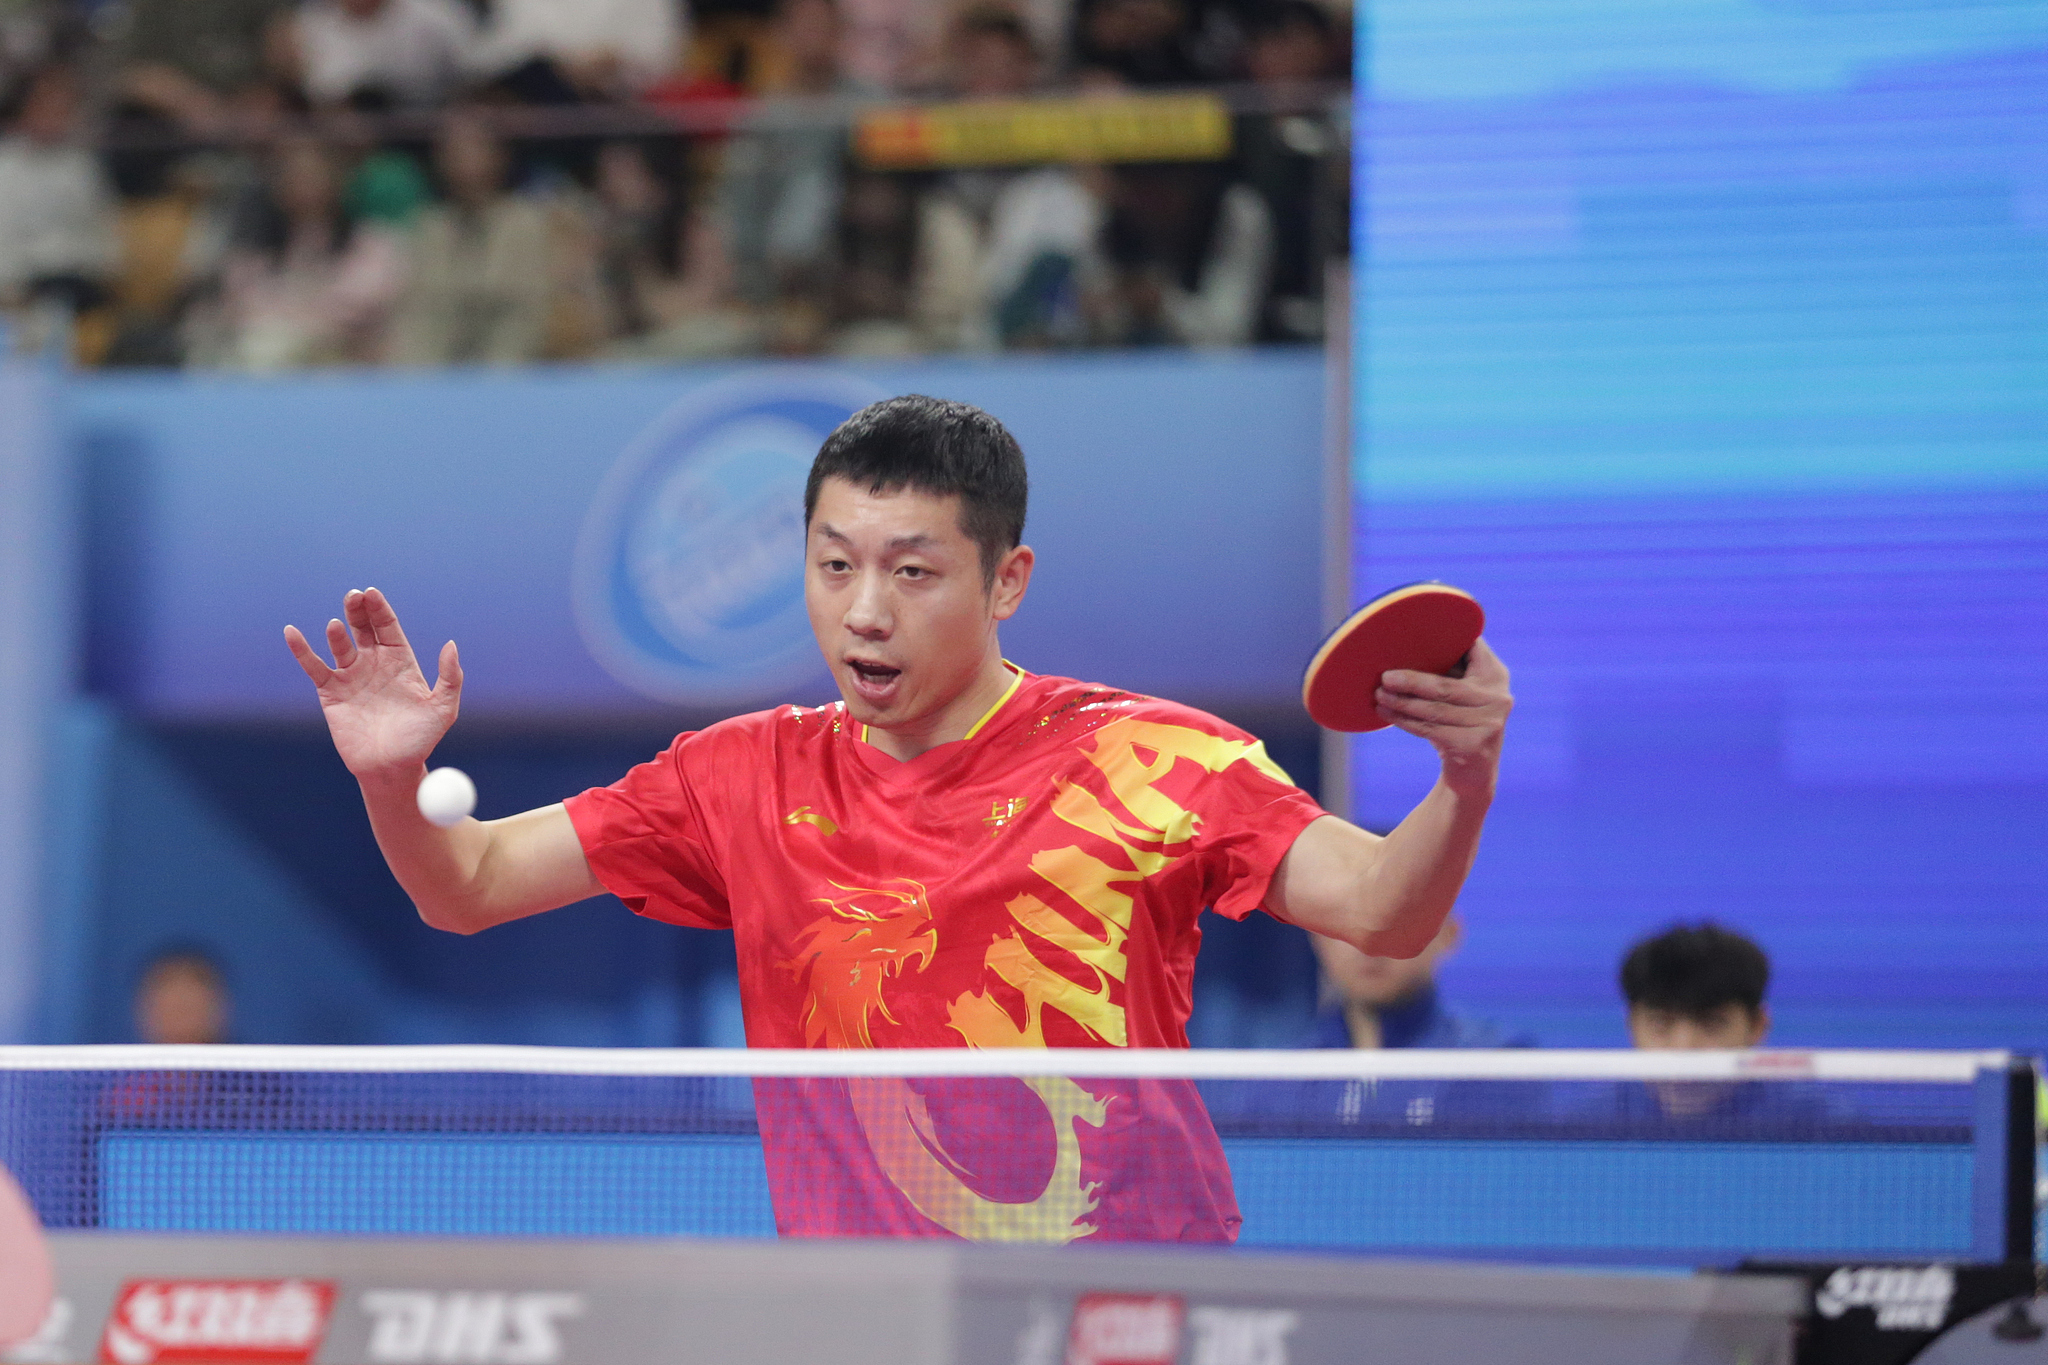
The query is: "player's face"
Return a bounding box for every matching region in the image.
[805,478,1029,733]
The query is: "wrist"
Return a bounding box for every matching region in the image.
[357,761,429,797]
[1437,758,1497,806]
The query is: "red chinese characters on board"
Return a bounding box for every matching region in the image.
[99,1281,337,1365]
[1067,1294,1185,1365]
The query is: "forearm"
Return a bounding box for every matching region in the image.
[358,766,497,931]
[1353,777,1491,957]
[358,772,590,933]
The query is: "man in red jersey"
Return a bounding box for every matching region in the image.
[285,395,1513,1242]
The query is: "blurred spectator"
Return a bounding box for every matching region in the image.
[718,0,863,327]
[288,0,478,110]
[194,134,406,368]
[114,0,296,134]
[611,202,767,359]
[590,138,682,339]
[134,949,231,1045]
[1617,923,1815,1124]
[1236,0,1343,341]
[1303,917,1530,1048]
[0,62,119,316]
[390,110,553,364]
[0,0,75,97]
[1070,0,1206,86]
[910,9,1108,350]
[471,0,686,102]
[1621,922,1771,1050]
[1102,159,1271,346]
[828,170,919,354]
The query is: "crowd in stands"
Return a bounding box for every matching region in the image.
[0,0,1349,369]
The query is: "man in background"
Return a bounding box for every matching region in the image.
[134,949,231,1045]
[1305,916,1530,1048]
[1618,923,1806,1124]
[1621,922,1771,1050]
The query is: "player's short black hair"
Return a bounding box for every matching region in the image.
[805,395,1029,585]
[1620,923,1770,1020]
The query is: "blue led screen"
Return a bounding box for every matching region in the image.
[1352,4,2048,1049]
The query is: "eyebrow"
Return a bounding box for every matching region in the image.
[813,525,941,553]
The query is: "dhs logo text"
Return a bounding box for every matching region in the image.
[360,1292,584,1365]
[1815,1265,1955,1332]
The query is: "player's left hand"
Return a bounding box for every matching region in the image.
[1376,637,1512,798]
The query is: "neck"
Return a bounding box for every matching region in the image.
[864,650,1015,762]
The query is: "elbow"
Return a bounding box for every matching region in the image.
[1358,924,1433,960]
[415,898,487,936]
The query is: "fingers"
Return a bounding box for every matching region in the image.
[1463,637,1509,683]
[359,587,413,650]
[343,589,376,651]
[325,617,357,668]
[283,624,334,686]
[431,640,463,707]
[1374,688,1485,731]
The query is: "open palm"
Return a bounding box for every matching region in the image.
[284,588,462,779]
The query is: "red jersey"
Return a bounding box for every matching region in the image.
[564,669,1327,1242]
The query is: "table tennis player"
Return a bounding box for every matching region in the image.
[284,394,1513,1242]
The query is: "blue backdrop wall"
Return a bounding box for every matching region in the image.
[1353,2,2048,1049]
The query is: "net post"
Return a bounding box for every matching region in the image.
[2005,1057,2040,1268]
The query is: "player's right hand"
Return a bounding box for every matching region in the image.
[284,588,462,780]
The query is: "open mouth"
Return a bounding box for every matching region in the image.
[845,658,902,701]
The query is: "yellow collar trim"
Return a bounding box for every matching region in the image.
[860,661,1023,747]
[963,661,1026,740]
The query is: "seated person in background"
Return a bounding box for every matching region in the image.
[193,135,407,370]
[1618,922,1828,1126]
[1235,0,1345,343]
[1102,158,1273,348]
[909,9,1108,351]
[1305,915,1530,1048]
[470,0,686,103]
[717,0,863,350]
[389,110,555,366]
[1069,0,1206,86]
[1622,921,1770,1051]
[288,0,478,111]
[134,949,232,1045]
[0,62,120,320]
[115,0,296,135]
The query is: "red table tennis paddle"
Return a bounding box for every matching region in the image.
[0,1161,53,1349]
[1302,582,1485,732]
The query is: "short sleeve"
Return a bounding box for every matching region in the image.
[563,733,733,930]
[1187,735,1328,923]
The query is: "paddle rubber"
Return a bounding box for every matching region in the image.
[1302,582,1485,732]
[0,1161,52,1348]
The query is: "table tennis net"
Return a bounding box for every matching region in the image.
[0,1047,2030,1266]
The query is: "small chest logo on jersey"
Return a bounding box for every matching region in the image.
[99,1280,336,1364]
[1815,1266,1954,1331]
[983,797,1029,834]
[1066,1294,1183,1365]
[360,1291,585,1365]
[785,805,839,835]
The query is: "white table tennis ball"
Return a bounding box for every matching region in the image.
[416,766,477,828]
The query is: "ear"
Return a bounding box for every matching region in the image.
[1747,1004,1771,1047]
[989,543,1034,621]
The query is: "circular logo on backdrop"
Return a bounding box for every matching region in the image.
[573,372,888,703]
